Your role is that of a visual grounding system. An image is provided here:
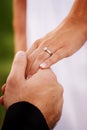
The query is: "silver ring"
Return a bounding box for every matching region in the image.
[43,47,53,56]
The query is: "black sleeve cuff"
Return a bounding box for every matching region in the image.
[1,102,49,130]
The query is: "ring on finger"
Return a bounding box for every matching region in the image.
[43,47,53,56]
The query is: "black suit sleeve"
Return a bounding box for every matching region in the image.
[1,102,49,130]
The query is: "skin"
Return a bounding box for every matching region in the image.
[13,0,87,76]
[0,51,63,129]
[13,0,27,52]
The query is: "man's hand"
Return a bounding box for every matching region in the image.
[0,51,63,129]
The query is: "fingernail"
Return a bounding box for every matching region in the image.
[15,51,25,58]
[40,63,47,68]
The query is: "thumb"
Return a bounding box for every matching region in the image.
[9,51,27,80]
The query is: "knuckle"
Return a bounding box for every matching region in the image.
[34,39,41,47]
[65,47,72,57]
[56,52,64,60]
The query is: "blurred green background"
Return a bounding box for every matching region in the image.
[0,0,14,128]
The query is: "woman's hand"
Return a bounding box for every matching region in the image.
[26,16,87,76]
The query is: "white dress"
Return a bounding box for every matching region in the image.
[26,0,87,130]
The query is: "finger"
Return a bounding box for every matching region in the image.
[26,38,51,72]
[1,83,6,94]
[0,96,4,105]
[27,45,56,75]
[40,48,67,68]
[26,38,59,75]
[26,42,44,76]
[9,51,27,80]
[26,45,46,75]
[26,39,41,56]
[28,51,50,75]
[26,48,41,76]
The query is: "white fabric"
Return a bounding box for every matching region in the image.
[26,0,87,130]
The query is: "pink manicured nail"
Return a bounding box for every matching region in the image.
[40,63,47,68]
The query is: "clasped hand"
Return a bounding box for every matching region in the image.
[26,16,86,76]
[0,51,63,129]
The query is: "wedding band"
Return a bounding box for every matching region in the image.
[43,47,53,56]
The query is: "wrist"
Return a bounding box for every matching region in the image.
[67,0,87,40]
[66,15,87,40]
